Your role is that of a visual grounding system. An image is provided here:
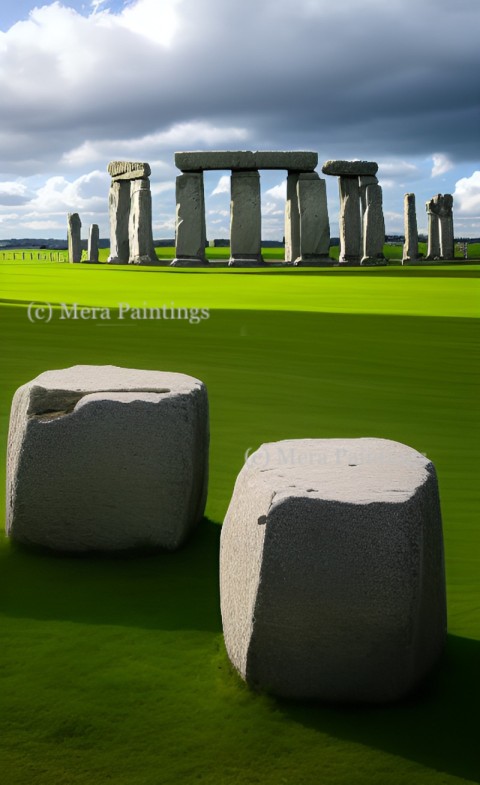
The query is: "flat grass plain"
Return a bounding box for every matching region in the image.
[0,253,479,785]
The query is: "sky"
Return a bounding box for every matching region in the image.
[0,0,479,241]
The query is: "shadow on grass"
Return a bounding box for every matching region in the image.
[277,634,480,783]
[0,518,222,633]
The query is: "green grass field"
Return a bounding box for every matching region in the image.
[1,257,479,784]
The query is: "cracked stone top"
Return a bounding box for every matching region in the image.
[108,161,151,180]
[322,160,378,176]
[23,365,204,418]
[175,151,318,172]
[244,438,433,505]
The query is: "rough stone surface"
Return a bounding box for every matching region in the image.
[175,151,317,172]
[426,199,441,259]
[284,172,300,263]
[428,194,454,260]
[338,176,361,264]
[220,438,447,703]
[6,365,209,552]
[107,180,130,264]
[128,179,157,264]
[88,223,99,263]
[229,171,263,266]
[172,172,208,266]
[322,160,378,177]
[108,161,151,180]
[294,173,332,265]
[403,193,418,263]
[67,212,82,263]
[361,182,386,265]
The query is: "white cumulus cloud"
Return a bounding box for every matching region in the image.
[431,153,454,178]
[453,171,480,215]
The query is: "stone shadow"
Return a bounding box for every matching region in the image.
[0,517,222,633]
[276,633,480,783]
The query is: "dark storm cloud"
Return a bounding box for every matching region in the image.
[0,0,478,176]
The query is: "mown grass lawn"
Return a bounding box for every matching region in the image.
[0,260,479,784]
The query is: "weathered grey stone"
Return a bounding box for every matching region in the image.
[220,437,446,703]
[284,173,300,263]
[294,173,332,266]
[175,151,317,172]
[67,212,82,264]
[107,180,130,264]
[322,160,378,177]
[338,176,361,264]
[361,182,386,265]
[6,365,209,552]
[428,194,454,260]
[229,171,264,266]
[426,198,441,260]
[108,161,151,180]
[171,172,208,267]
[88,223,99,263]
[403,194,418,263]
[128,179,157,264]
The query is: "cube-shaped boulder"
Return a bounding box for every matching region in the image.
[220,438,446,703]
[7,365,209,552]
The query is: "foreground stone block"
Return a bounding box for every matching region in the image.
[7,366,209,552]
[220,438,446,703]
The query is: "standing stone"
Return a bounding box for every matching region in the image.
[284,172,300,263]
[403,194,418,264]
[220,438,447,703]
[107,180,130,264]
[429,194,454,260]
[88,224,100,263]
[338,177,361,265]
[172,172,208,266]
[361,182,386,265]
[67,213,82,264]
[426,198,441,260]
[128,179,157,265]
[229,170,264,267]
[359,174,378,248]
[294,173,332,266]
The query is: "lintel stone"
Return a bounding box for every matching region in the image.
[322,160,378,177]
[108,161,151,180]
[175,151,318,172]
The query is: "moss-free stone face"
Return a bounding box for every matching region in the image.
[175,151,318,172]
[7,366,209,552]
[220,438,447,703]
[322,159,378,176]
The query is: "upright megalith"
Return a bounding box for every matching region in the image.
[294,173,332,266]
[427,194,454,260]
[361,179,386,265]
[220,437,447,703]
[338,177,362,264]
[229,170,264,266]
[67,212,82,263]
[403,194,419,263]
[107,181,131,264]
[322,160,383,266]
[284,172,301,263]
[171,172,208,267]
[88,223,99,263]
[6,365,209,552]
[107,161,157,265]
[129,179,157,264]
